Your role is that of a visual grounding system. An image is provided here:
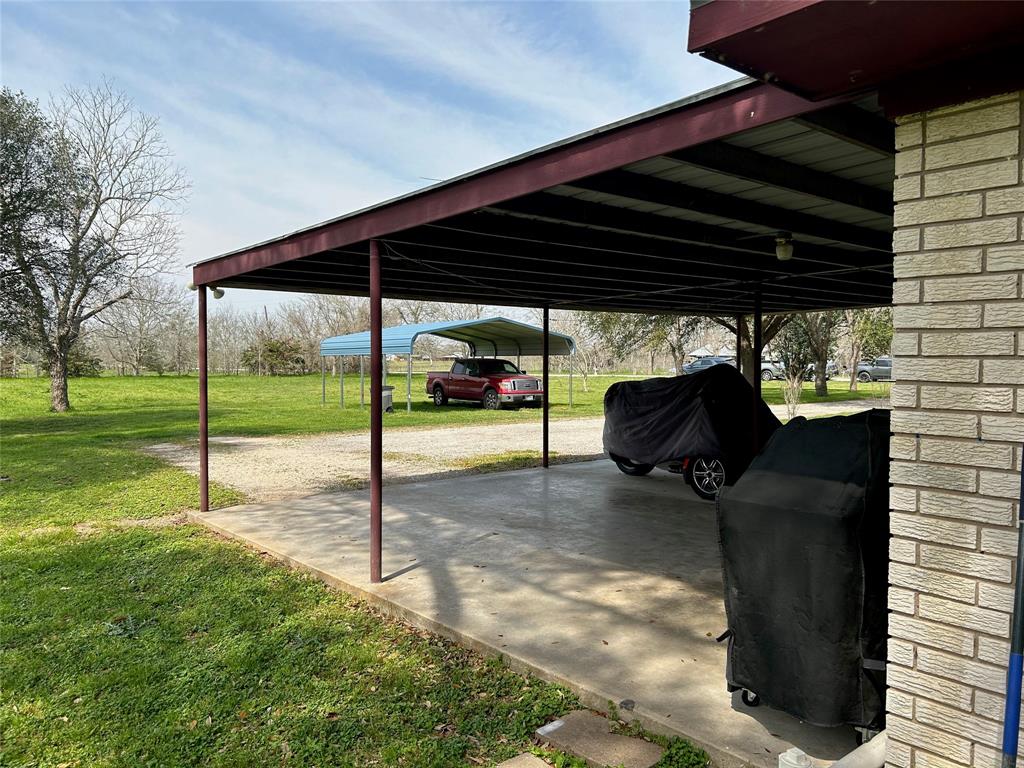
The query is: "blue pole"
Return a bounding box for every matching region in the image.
[1002,446,1024,768]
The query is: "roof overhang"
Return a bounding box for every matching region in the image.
[320,317,574,358]
[194,79,894,317]
[688,1,1024,110]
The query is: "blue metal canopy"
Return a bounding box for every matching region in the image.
[320,317,574,358]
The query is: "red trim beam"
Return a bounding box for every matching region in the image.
[192,83,846,286]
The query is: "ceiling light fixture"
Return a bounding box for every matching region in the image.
[775,233,794,262]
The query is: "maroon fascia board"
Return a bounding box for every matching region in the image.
[193,82,848,286]
[687,0,1024,103]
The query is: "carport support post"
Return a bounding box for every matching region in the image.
[751,291,763,452]
[735,315,743,375]
[542,306,550,468]
[406,354,412,412]
[369,239,383,583]
[321,357,326,405]
[198,285,209,513]
[340,357,344,408]
[360,356,365,408]
[568,347,574,408]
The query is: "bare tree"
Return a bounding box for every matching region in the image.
[96,275,179,374]
[0,84,187,409]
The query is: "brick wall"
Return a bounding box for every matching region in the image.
[888,91,1024,768]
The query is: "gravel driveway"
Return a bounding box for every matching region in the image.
[147,398,886,502]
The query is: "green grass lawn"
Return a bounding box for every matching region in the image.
[0,372,884,766]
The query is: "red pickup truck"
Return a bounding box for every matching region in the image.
[426,358,543,410]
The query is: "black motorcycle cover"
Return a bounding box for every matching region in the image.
[716,409,890,728]
[602,364,780,468]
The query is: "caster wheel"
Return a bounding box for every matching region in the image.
[741,690,760,707]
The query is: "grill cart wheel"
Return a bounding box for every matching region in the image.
[741,690,760,707]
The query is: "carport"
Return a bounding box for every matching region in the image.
[317,316,576,412]
[191,74,894,764]
[193,76,894,582]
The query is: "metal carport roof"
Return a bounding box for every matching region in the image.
[319,317,575,358]
[192,78,895,316]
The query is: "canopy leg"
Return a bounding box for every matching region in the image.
[569,348,574,409]
[321,357,325,405]
[406,354,412,412]
[542,307,550,469]
[340,356,344,408]
[369,240,383,584]
[360,356,365,408]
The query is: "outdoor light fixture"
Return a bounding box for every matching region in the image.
[775,234,794,262]
[186,281,197,291]
[211,287,225,300]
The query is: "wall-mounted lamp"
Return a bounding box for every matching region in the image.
[775,233,794,262]
[186,281,197,291]
[211,287,225,300]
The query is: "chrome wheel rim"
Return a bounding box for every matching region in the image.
[693,458,725,495]
[486,391,498,408]
[434,389,444,404]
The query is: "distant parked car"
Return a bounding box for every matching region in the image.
[426,357,542,409]
[682,356,736,375]
[760,360,784,381]
[856,356,892,382]
[804,360,839,381]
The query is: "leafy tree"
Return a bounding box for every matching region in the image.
[584,313,702,375]
[710,315,791,385]
[844,307,893,391]
[66,338,104,377]
[773,315,815,418]
[0,84,187,410]
[798,311,842,397]
[241,337,306,375]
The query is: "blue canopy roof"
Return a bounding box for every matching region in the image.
[320,317,575,358]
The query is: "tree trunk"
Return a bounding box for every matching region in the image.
[814,354,828,397]
[50,352,70,412]
[848,339,862,391]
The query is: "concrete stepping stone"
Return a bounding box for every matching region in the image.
[495,754,550,767]
[534,710,664,768]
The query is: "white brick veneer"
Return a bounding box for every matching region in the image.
[888,91,1024,768]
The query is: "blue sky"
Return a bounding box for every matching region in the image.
[2,1,734,310]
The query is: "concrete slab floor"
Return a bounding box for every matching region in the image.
[194,460,857,768]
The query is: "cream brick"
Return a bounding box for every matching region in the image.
[919,385,1013,411]
[894,304,982,330]
[919,594,1009,637]
[894,194,982,227]
[888,586,917,614]
[919,437,1014,469]
[917,646,1006,693]
[923,274,1019,302]
[890,560,977,601]
[896,148,923,176]
[986,185,1024,215]
[978,634,1010,665]
[886,715,971,765]
[920,330,1016,356]
[981,414,1024,440]
[927,92,1020,117]
[890,513,978,549]
[891,434,918,460]
[920,490,1014,525]
[888,638,916,667]
[924,159,1020,197]
[927,101,1020,143]
[887,664,973,710]
[896,120,924,149]
[894,356,980,381]
[892,410,977,438]
[888,744,911,768]
[892,460,976,491]
[891,486,918,512]
[974,689,1010,722]
[915,751,972,768]
[983,359,1024,384]
[915,697,1002,748]
[923,217,1019,250]
[889,613,975,655]
[925,130,1020,170]
[984,302,1024,327]
[890,536,918,564]
[894,175,921,202]
[894,227,921,253]
[892,279,921,304]
[890,384,918,407]
[919,544,1011,582]
[893,248,982,278]
[979,469,1022,499]
[885,687,914,718]
[986,243,1024,271]
[974,743,1003,768]
[893,332,920,355]
[981,527,1019,557]
[978,581,1014,614]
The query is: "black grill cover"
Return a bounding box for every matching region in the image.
[716,409,890,729]
[602,364,781,469]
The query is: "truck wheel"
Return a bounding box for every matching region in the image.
[483,388,501,410]
[760,369,773,382]
[857,371,872,383]
[686,457,726,500]
[432,385,448,406]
